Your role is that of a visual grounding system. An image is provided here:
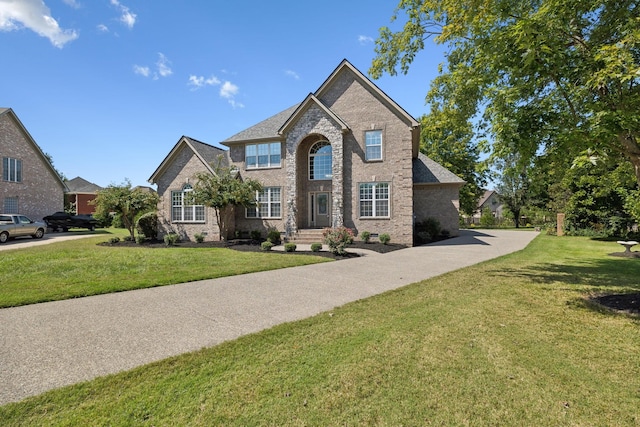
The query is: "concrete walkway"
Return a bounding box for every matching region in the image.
[0,229,538,405]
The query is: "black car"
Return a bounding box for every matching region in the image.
[43,212,100,231]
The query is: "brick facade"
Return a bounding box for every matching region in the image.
[0,109,64,221]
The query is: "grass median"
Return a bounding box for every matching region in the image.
[1,234,638,425]
[0,229,331,308]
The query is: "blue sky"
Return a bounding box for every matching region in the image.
[1,0,446,188]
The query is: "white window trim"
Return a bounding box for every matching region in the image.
[245,142,282,170]
[365,130,383,161]
[171,185,205,223]
[309,140,332,181]
[246,187,282,219]
[359,182,390,219]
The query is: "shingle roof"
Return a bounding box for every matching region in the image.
[413,153,466,185]
[185,136,229,166]
[64,177,102,193]
[221,104,300,144]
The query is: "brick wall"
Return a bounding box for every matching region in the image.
[413,184,461,236]
[0,112,64,220]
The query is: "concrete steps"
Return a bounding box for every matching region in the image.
[288,229,325,244]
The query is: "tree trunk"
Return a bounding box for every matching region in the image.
[619,132,640,185]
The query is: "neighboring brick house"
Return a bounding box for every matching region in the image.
[150,60,465,245]
[470,190,504,224]
[64,176,103,214]
[0,108,66,220]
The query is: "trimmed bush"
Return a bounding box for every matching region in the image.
[135,235,146,245]
[284,243,297,252]
[108,236,120,244]
[163,233,180,246]
[310,242,323,252]
[379,233,391,245]
[261,241,274,251]
[123,235,134,242]
[360,230,371,243]
[136,212,158,239]
[250,230,262,241]
[267,228,281,245]
[194,233,205,243]
[323,227,355,255]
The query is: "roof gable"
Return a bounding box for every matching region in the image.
[0,108,67,191]
[65,176,102,193]
[148,136,228,184]
[278,94,349,135]
[222,104,299,145]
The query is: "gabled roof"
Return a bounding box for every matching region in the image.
[148,136,228,184]
[65,176,102,194]
[413,153,466,185]
[0,108,67,191]
[222,104,299,144]
[478,190,500,208]
[278,94,349,135]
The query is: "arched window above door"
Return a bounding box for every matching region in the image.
[309,140,332,180]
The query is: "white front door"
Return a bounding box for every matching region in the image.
[310,192,331,228]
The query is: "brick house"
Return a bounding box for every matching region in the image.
[64,176,103,214]
[0,108,66,220]
[149,60,464,245]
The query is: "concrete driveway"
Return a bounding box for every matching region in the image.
[0,229,538,405]
[0,231,100,251]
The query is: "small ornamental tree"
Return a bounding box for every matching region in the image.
[92,180,159,240]
[191,156,263,240]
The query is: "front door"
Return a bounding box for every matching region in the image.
[310,192,331,228]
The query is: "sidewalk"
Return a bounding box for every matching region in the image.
[0,229,538,405]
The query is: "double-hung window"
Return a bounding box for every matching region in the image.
[3,157,22,182]
[246,187,281,218]
[171,184,205,222]
[359,182,390,218]
[245,142,281,169]
[365,130,382,161]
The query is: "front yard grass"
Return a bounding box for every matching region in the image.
[0,229,331,308]
[1,234,638,425]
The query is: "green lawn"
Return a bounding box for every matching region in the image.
[0,229,331,308]
[1,234,638,425]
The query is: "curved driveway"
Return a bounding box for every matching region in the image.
[0,229,538,405]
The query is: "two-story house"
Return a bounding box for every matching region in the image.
[150,60,465,246]
[0,108,66,220]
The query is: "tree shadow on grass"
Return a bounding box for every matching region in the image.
[488,257,640,317]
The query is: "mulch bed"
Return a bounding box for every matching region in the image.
[591,293,640,315]
[99,238,407,260]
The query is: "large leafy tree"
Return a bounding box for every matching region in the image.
[370,0,640,186]
[494,153,531,228]
[92,180,159,239]
[190,157,263,241]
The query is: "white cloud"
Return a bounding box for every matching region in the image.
[285,69,300,80]
[97,23,108,32]
[110,0,136,29]
[188,74,221,90]
[156,52,172,78]
[220,81,243,108]
[133,65,150,77]
[133,53,172,79]
[358,35,374,45]
[0,0,79,48]
[62,0,81,9]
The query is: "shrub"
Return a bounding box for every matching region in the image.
[250,230,262,240]
[479,207,496,228]
[261,241,274,251]
[310,242,323,252]
[360,231,371,243]
[108,236,120,244]
[123,235,134,242]
[163,233,180,246]
[284,243,297,252]
[379,233,391,245]
[267,228,281,245]
[136,212,158,239]
[323,227,355,255]
[135,235,146,245]
[415,217,441,242]
[194,233,205,243]
[93,211,113,228]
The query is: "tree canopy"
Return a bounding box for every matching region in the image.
[190,157,262,240]
[92,180,159,239]
[370,0,640,186]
